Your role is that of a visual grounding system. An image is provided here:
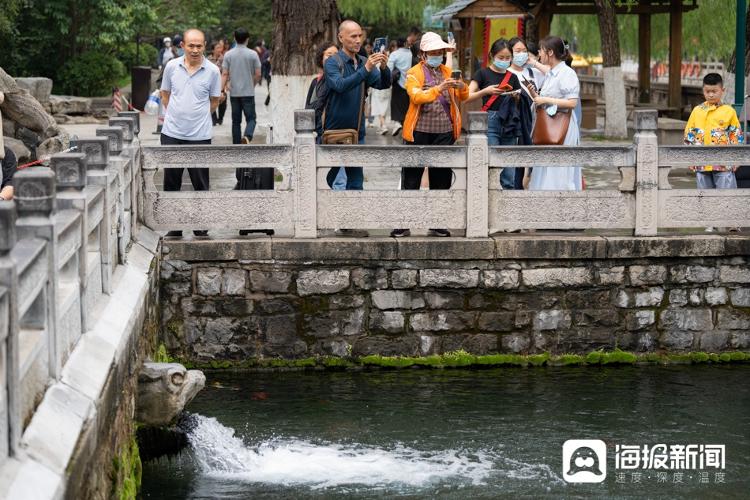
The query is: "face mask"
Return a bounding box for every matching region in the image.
[493,59,510,70]
[513,52,528,67]
[426,55,443,67]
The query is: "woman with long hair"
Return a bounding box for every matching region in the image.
[527,36,582,191]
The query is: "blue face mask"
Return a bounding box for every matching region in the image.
[513,52,529,67]
[493,59,510,70]
[426,55,443,67]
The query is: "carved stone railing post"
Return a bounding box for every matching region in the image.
[634,110,659,236]
[466,111,489,238]
[51,153,89,334]
[14,168,61,379]
[293,110,317,238]
[0,201,21,457]
[89,127,124,295]
[108,117,135,145]
[96,127,124,157]
[117,111,140,136]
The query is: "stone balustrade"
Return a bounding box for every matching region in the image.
[140,109,750,237]
[0,112,159,497]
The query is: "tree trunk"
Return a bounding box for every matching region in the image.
[270,0,339,143]
[727,3,750,76]
[594,0,627,138]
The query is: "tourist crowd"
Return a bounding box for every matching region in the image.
[150,21,744,239]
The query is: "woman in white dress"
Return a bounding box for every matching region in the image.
[527,36,582,191]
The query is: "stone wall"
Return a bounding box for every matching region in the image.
[159,236,750,362]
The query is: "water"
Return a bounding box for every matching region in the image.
[140,366,750,499]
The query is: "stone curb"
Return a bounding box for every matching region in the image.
[160,234,749,262]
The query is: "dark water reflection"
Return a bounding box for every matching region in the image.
[141,365,749,499]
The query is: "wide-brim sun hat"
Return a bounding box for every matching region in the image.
[420,32,454,52]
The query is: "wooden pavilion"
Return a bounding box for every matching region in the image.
[433,0,700,114]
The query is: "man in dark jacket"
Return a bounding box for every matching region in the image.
[323,20,390,191]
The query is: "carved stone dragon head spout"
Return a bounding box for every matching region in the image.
[136,362,206,426]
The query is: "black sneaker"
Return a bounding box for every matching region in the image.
[240,229,275,236]
[165,230,182,238]
[390,229,411,238]
[193,230,209,237]
[428,228,450,237]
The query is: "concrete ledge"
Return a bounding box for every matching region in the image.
[604,235,727,258]
[160,234,750,262]
[273,238,398,260]
[494,235,607,259]
[21,384,95,475]
[0,457,64,500]
[398,238,495,260]
[163,238,272,261]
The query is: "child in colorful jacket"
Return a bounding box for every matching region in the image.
[684,73,742,190]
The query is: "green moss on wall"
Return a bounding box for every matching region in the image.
[156,346,750,371]
[112,435,142,500]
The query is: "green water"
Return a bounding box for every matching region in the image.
[140,365,749,499]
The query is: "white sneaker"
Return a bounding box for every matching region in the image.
[391,124,402,136]
[705,227,716,232]
[378,127,388,135]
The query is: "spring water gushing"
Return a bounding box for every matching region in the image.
[184,414,557,490]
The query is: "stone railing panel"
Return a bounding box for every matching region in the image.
[317,190,467,230]
[488,145,635,168]
[316,144,466,168]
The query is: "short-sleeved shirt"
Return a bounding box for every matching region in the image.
[471,67,522,112]
[388,47,412,89]
[160,56,221,141]
[2,146,17,190]
[540,61,579,100]
[222,44,261,97]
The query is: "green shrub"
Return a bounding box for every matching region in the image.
[57,51,125,97]
[117,42,158,70]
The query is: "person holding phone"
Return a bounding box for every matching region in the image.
[391,32,469,238]
[466,38,533,191]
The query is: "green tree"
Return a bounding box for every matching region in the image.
[552,0,737,62]
[337,0,451,39]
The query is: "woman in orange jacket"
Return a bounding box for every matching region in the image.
[392,32,469,238]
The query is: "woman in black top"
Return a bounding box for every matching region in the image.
[466,38,533,190]
[305,42,339,140]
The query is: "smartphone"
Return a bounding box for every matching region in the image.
[373,37,388,54]
[451,70,462,80]
[447,32,455,46]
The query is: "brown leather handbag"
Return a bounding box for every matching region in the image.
[321,82,365,145]
[532,107,571,145]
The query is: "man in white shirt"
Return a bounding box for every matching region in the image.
[160,28,222,237]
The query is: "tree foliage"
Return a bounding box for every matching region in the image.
[337,0,451,39]
[552,0,737,62]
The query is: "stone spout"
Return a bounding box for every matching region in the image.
[136,362,206,426]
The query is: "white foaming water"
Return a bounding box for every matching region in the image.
[186,414,560,490]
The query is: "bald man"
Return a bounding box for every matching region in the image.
[323,20,390,215]
[160,28,222,237]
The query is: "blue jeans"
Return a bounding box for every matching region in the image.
[326,137,364,190]
[230,96,256,144]
[487,111,519,189]
[696,170,737,189]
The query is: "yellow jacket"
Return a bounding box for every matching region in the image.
[684,102,742,171]
[402,62,470,142]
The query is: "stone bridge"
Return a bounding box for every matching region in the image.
[0,106,749,498]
